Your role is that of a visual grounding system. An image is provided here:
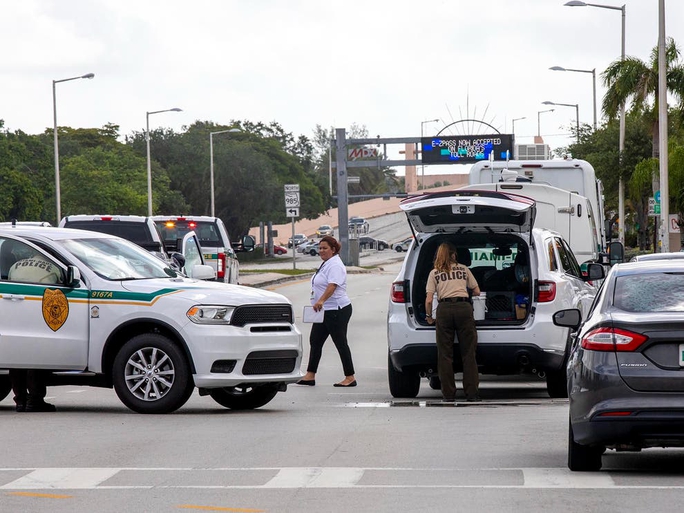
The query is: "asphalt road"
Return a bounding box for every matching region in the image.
[2,264,684,512]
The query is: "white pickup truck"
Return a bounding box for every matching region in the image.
[0,225,303,413]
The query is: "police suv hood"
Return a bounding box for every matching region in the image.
[120,278,291,305]
[400,189,536,234]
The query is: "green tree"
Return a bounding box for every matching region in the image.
[602,37,684,197]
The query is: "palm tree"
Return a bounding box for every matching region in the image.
[602,37,684,160]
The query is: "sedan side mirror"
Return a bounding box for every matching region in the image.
[552,309,582,331]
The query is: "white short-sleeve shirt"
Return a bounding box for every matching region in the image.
[311,254,351,310]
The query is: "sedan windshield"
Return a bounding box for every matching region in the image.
[60,237,178,280]
[613,272,684,312]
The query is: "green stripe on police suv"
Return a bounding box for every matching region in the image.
[89,288,180,302]
[0,283,89,298]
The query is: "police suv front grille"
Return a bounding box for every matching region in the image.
[231,305,293,327]
[242,350,298,375]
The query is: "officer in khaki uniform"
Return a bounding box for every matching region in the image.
[425,243,481,402]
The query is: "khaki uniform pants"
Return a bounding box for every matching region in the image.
[435,302,479,400]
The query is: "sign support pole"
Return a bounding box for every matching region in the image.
[292,217,296,270]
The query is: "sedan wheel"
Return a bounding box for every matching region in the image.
[113,334,193,414]
[395,246,403,252]
[209,384,279,410]
[568,417,603,471]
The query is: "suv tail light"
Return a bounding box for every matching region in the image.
[581,327,648,352]
[537,281,556,302]
[217,252,226,279]
[391,281,407,303]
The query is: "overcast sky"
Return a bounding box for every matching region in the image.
[2,0,683,167]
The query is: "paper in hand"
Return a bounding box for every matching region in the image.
[303,306,324,323]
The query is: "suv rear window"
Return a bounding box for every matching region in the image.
[155,221,222,248]
[63,221,162,252]
[614,272,684,312]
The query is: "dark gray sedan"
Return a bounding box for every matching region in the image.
[554,260,684,471]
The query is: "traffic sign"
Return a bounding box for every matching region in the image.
[284,183,300,208]
[286,207,299,218]
[285,192,300,208]
[655,190,661,202]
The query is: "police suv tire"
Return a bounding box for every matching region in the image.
[0,374,11,402]
[388,354,420,398]
[568,417,603,471]
[209,384,279,410]
[113,334,194,414]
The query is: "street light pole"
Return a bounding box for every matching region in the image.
[542,101,580,144]
[511,116,526,135]
[209,128,241,217]
[565,1,626,245]
[420,118,439,190]
[537,109,554,138]
[549,66,597,130]
[52,72,95,224]
[146,108,182,216]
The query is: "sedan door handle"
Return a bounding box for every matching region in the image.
[2,294,25,300]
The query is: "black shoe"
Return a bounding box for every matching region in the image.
[466,395,482,403]
[296,379,315,386]
[333,380,357,387]
[15,403,26,412]
[25,401,56,412]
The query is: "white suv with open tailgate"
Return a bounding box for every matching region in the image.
[387,190,604,398]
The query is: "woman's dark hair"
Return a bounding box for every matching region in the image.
[320,235,341,255]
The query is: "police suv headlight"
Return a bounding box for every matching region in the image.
[186,305,235,324]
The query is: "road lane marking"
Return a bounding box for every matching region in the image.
[1,468,120,490]
[522,468,615,488]
[178,505,264,512]
[263,467,364,488]
[8,491,73,498]
[0,467,681,490]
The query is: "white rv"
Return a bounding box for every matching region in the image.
[469,158,607,255]
[460,182,601,264]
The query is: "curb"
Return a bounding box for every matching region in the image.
[242,267,378,289]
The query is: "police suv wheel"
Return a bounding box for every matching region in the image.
[0,374,11,402]
[209,384,279,410]
[387,354,420,398]
[113,334,194,414]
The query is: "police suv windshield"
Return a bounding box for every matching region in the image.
[61,237,178,280]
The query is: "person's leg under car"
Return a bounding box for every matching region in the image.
[9,369,28,412]
[25,370,56,412]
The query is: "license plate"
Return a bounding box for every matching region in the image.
[680,344,684,367]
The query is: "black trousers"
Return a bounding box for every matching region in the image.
[435,302,479,400]
[10,369,48,406]
[306,304,355,376]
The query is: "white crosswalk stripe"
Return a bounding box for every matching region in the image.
[0,467,682,490]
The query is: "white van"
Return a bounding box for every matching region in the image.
[460,182,601,265]
[469,158,607,252]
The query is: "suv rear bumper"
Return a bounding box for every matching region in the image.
[389,343,565,375]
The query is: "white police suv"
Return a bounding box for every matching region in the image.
[387,190,604,398]
[0,225,303,413]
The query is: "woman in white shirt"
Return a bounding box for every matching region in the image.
[297,236,356,387]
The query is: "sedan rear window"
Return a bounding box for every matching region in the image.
[613,272,684,312]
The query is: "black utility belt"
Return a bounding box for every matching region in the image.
[440,297,470,303]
